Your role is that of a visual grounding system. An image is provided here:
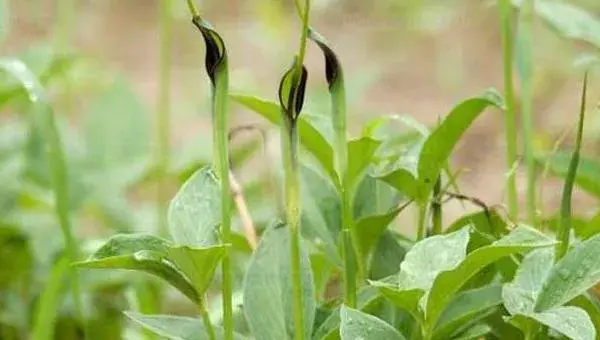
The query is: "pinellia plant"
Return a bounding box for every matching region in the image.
[2,0,600,339]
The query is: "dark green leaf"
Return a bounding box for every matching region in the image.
[433,284,502,340]
[340,305,406,340]
[0,226,32,288]
[243,225,315,339]
[168,166,221,247]
[369,231,408,281]
[450,324,492,340]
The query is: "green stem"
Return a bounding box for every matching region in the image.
[283,123,305,340]
[498,0,519,220]
[199,300,217,340]
[293,0,310,78]
[157,0,172,237]
[214,63,233,340]
[32,255,70,340]
[556,73,587,261]
[185,0,200,17]
[417,203,428,241]
[431,177,442,235]
[518,0,536,225]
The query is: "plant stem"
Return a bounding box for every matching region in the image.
[431,177,442,235]
[213,61,233,340]
[556,73,587,261]
[282,122,305,340]
[417,203,428,241]
[31,255,70,340]
[157,0,172,237]
[517,0,536,225]
[293,0,310,78]
[498,0,519,220]
[199,300,217,340]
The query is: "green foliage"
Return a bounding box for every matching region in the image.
[3,1,600,340]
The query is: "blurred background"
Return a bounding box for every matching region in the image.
[1,0,600,338]
[5,0,600,219]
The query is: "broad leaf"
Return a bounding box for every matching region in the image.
[369,281,424,323]
[536,233,600,311]
[125,312,247,340]
[167,245,226,297]
[168,166,221,246]
[340,306,405,340]
[77,234,199,303]
[502,248,554,315]
[529,307,595,340]
[301,165,342,267]
[538,152,600,199]
[231,95,337,185]
[425,226,555,331]
[513,0,600,48]
[353,175,403,220]
[243,225,315,340]
[433,284,503,340]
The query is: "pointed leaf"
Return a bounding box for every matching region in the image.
[369,281,424,323]
[369,231,409,280]
[433,284,503,340]
[167,245,226,297]
[502,248,554,315]
[168,166,221,246]
[536,233,600,311]
[417,89,503,199]
[425,226,555,331]
[125,312,247,340]
[243,225,315,340]
[451,324,492,340]
[77,234,199,303]
[355,207,402,260]
[231,95,337,185]
[340,305,406,340]
[346,137,381,189]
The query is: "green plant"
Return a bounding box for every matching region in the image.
[4,0,600,340]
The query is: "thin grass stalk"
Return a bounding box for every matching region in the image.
[517,0,536,225]
[555,73,588,261]
[498,0,519,219]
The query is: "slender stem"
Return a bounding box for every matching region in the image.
[431,177,443,235]
[556,73,587,261]
[32,255,70,340]
[214,66,233,340]
[185,0,200,17]
[293,0,310,78]
[198,300,217,340]
[517,0,536,225]
[417,203,428,241]
[282,123,305,340]
[498,0,519,220]
[157,0,172,237]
